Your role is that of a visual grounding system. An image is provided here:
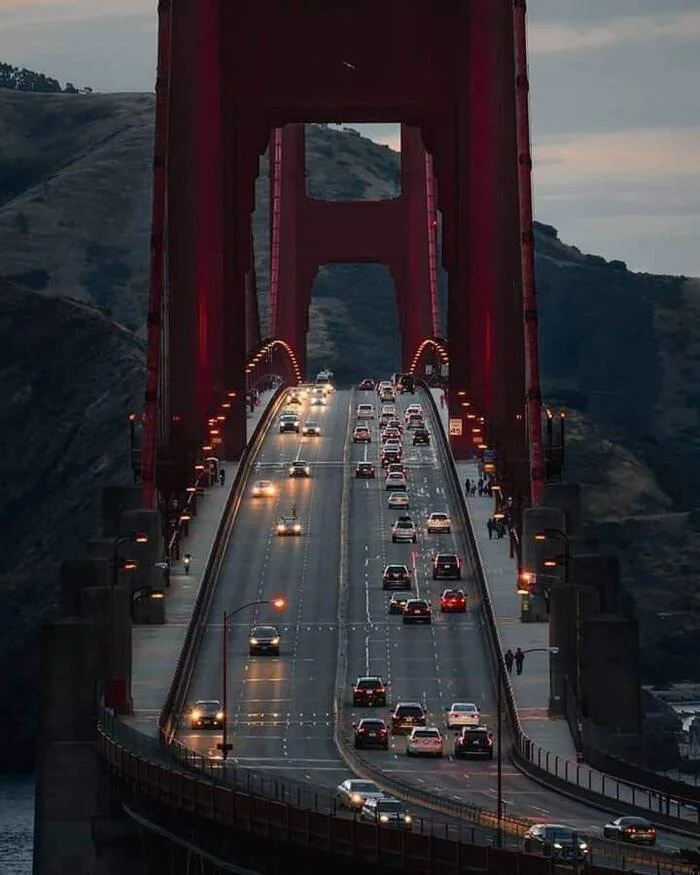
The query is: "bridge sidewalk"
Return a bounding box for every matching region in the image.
[126,389,278,737]
[430,389,577,760]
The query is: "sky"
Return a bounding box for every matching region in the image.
[0,1,699,277]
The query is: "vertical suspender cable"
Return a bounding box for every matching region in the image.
[268,127,283,338]
[424,152,441,339]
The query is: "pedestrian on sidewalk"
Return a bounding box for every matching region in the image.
[464,477,471,495]
[515,647,524,675]
[486,517,494,540]
[219,467,226,486]
[504,649,514,673]
[183,553,192,575]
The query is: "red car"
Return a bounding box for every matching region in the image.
[440,589,467,613]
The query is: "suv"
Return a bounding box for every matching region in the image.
[381,447,402,467]
[279,414,300,434]
[356,403,374,419]
[454,726,493,759]
[382,564,411,589]
[188,700,223,729]
[354,718,389,750]
[355,462,375,479]
[432,553,462,580]
[391,702,427,735]
[413,428,430,446]
[426,512,451,534]
[391,517,417,543]
[352,676,387,707]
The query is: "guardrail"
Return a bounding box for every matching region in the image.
[419,383,700,837]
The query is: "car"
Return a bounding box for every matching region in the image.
[353,425,372,443]
[279,414,300,433]
[413,428,430,446]
[388,592,410,614]
[523,824,589,861]
[251,479,275,497]
[188,700,224,729]
[602,816,656,846]
[360,797,412,829]
[353,719,390,750]
[379,413,393,429]
[380,404,397,417]
[288,460,311,477]
[381,448,402,467]
[355,462,375,479]
[405,404,422,420]
[357,379,375,390]
[454,726,493,759]
[352,676,387,707]
[440,589,467,613]
[385,462,405,478]
[378,388,395,403]
[426,512,451,534]
[286,392,303,405]
[386,419,403,433]
[249,625,280,656]
[392,518,417,543]
[302,421,321,436]
[385,472,407,491]
[390,702,427,735]
[336,778,385,809]
[402,599,432,624]
[446,702,480,728]
[356,403,374,419]
[383,428,402,442]
[310,394,326,406]
[432,552,462,580]
[382,564,411,590]
[406,414,425,430]
[406,727,443,757]
[387,492,409,510]
[316,368,333,382]
[276,515,302,536]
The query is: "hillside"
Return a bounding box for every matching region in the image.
[1,88,699,764]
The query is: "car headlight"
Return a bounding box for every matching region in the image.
[191,710,201,721]
[553,843,562,850]
[304,467,310,474]
[277,525,285,532]
[294,525,301,532]
[216,711,224,721]
[271,637,280,645]
[289,467,294,474]
[249,638,258,645]
[379,814,389,823]
[404,815,412,823]
[579,842,588,851]
[351,794,362,804]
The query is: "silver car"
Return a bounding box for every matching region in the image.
[406,727,444,757]
[336,779,384,810]
[426,512,451,534]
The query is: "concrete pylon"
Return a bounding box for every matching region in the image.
[101,485,143,538]
[59,557,109,617]
[80,584,133,712]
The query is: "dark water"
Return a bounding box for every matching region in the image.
[0,776,33,874]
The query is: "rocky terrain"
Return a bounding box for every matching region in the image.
[1,86,699,766]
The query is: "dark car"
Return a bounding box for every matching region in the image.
[603,816,656,846]
[454,726,493,759]
[381,447,402,467]
[388,593,410,614]
[358,379,375,390]
[352,676,387,707]
[413,428,430,446]
[355,462,375,479]
[402,599,432,624]
[354,717,389,750]
[188,699,224,730]
[390,702,427,735]
[249,625,280,656]
[432,552,462,580]
[279,414,300,434]
[440,588,467,613]
[360,797,412,829]
[523,824,589,862]
[382,564,411,590]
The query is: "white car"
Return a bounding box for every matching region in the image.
[392,518,417,543]
[356,403,374,419]
[385,472,407,491]
[302,421,321,436]
[405,404,423,420]
[406,727,444,757]
[426,512,452,534]
[251,480,275,497]
[388,493,409,509]
[335,779,385,810]
[310,394,326,406]
[276,515,302,536]
[381,405,397,417]
[446,702,480,728]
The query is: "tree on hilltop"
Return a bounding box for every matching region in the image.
[0,61,90,94]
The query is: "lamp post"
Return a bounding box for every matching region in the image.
[534,529,578,732]
[107,532,148,711]
[218,597,287,761]
[496,645,559,845]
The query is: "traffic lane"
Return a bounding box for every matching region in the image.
[178,392,345,762]
[223,390,350,782]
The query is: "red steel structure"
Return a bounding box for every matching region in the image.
[142,0,544,515]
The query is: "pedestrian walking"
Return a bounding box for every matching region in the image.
[515,647,525,675]
[464,477,471,495]
[219,467,226,486]
[183,553,192,575]
[504,649,514,673]
[486,517,494,540]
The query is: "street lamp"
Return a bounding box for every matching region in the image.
[218,597,287,760]
[496,644,559,845]
[107,532,148,711]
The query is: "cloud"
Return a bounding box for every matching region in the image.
[529,10,700,54]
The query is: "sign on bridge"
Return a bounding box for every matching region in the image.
[449,418,462,436]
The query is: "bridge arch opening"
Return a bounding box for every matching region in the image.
[305,123,400,202]
[307,263,400,384]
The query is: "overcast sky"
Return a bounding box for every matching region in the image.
[1,0,698,277]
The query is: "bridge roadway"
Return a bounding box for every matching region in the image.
[173,386,694,871]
